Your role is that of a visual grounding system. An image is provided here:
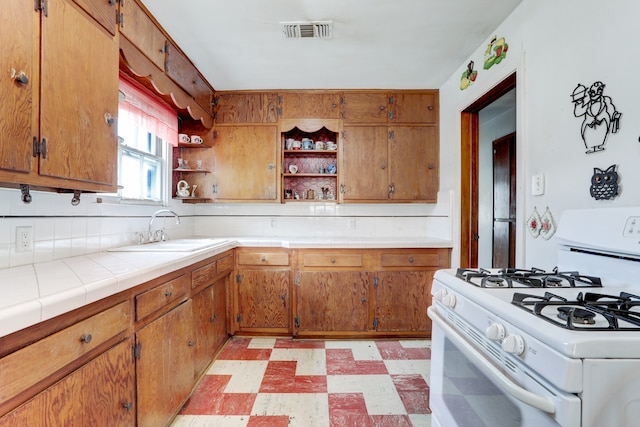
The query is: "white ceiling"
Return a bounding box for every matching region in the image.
[140,0,523,91]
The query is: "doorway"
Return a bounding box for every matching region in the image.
[460,73,516,268]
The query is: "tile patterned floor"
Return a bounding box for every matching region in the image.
[171,337,432,427]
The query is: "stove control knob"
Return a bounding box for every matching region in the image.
[502,334,525,356]
[433,289,448,302]
[485,323,506,341]
[442,293,457,308]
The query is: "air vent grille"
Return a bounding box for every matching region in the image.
[281,21,333,39]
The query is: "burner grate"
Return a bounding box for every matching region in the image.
[456,267,603,288]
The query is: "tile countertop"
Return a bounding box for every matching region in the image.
[0,236,452,339]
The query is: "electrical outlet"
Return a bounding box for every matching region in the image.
[16,226,33,253]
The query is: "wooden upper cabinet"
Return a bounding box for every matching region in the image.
[389,126,439,202]
[389,92,438,124]
[212,125,278,201]
[278,92,340,119]
[71,0,118,36]
[214,93,278,124]
[119,0,167,70]
[40,0,119,191]
[0,0,36,176]
[165,42,214,115]
[341,92,389,123]
[340,125,389,201]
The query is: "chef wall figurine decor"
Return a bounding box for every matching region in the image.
[570,81,621,154]
[589,164,620,200]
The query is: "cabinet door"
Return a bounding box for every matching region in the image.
[40,0,119,191]
[296,271,370,333]
[0,0,38,175]
[213,125,278,201]
[279,93,340,119]
[215,93,278,124]
[136,301,194,427]
[341,92,388,123]
[389,92,438,124]
[341,126,389,201]
[119,0,167,70]
[165,42,214,114]
[71,0,118,36]
[0,339,135,427]
[192,277,228,379]
[389,126,438,201]
[235,270,290,331]
[374,271,432,332]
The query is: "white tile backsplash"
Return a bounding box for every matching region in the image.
[0,188,452,268]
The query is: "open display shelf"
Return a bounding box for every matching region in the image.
[281,126,338,202]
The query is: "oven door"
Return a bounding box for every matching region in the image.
[428,306,581,427]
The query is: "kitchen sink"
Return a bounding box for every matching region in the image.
[108,238,230,252]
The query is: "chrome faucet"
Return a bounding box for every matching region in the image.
[148,209,180,243]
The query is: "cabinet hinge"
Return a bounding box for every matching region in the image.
[278,95,283,105]
[388,130,395,139]
[373,318,379,330]
[237,314,242,323]
[212,184,218,194]
[277,107,282,116]
[373,276,379,288]
[388,111,394,121]
[340,183,346,194]
[33,137,47,159]
[340,96,345,104]
[213,112,218,120]
[116,10,124,26]
[132,342,141,361]
[341,130,346,139]
[35,0,48,17]
[388,96,395,105]
[236,274,242,284]
[294,275,300,286]
[294,316,300,328]
[212,96,219,106]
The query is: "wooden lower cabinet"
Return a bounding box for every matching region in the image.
[235,269,291,333]
[192,276,228,379]
[0,338,135,426]
[373,271,433,333]
[136,300,195,427]
[295,271,371,335]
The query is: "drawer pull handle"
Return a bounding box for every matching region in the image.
[408,257,414,263]
[261,257,266,262]
[188,341,195,347]
[165,290,173,297]
[331,258,336,263]
[361,297,367,303]
[80,334,92,344]
[122,402,132,411]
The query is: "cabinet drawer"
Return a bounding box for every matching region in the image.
[302,253,363,268]
[217,253,233,274]
[0,301,130,403]
[237,252,289,266]
[136,274,189,321]
[192,262,216,289]
[381,252,442,268]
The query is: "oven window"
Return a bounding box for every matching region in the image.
[441,338,522,427]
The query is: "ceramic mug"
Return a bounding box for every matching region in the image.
[315,141,326,150]
[292,140,302,150]
[191,135,203,144]
[302,138,313,150]
[178,133,190,143]
[286,138,295,150]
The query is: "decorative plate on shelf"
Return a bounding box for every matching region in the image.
[288,164,298,174]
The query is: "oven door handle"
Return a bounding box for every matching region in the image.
[428,306,556,414]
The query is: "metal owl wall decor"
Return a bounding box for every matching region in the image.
[590,164,619,200]
[570,81,622,154]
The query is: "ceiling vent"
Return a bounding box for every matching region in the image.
[281,21,333,39]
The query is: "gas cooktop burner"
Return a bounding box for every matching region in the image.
[512,291,640,330]
[455,267,603,288]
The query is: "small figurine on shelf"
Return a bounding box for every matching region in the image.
[176,180,190,197]
[191,185,198,198]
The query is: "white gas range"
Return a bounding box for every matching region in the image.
[428,207,640,427]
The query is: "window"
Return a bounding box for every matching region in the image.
[116,74,178,204]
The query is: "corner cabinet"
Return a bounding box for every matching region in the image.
[1,0,119,194]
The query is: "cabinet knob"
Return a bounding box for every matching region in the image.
[165,290,173,297]
[408,257,414,263]
[122,402,132,411]
[331,258,336,263]
[80,334,92,344]
[104,112,115,126]
[261,256,266,262]
[379,105,386,110]
[380,163,386,170]
[10,68,28,85]
[188,341,195,347]
[361,297,367,303]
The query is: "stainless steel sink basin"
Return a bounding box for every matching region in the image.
[108,238,230,252]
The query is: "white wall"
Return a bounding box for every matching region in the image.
[439,0,640,269]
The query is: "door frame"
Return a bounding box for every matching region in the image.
[460,73,516,268]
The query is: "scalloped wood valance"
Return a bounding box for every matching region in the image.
[278,118,340,133]
[118,37,213,129]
